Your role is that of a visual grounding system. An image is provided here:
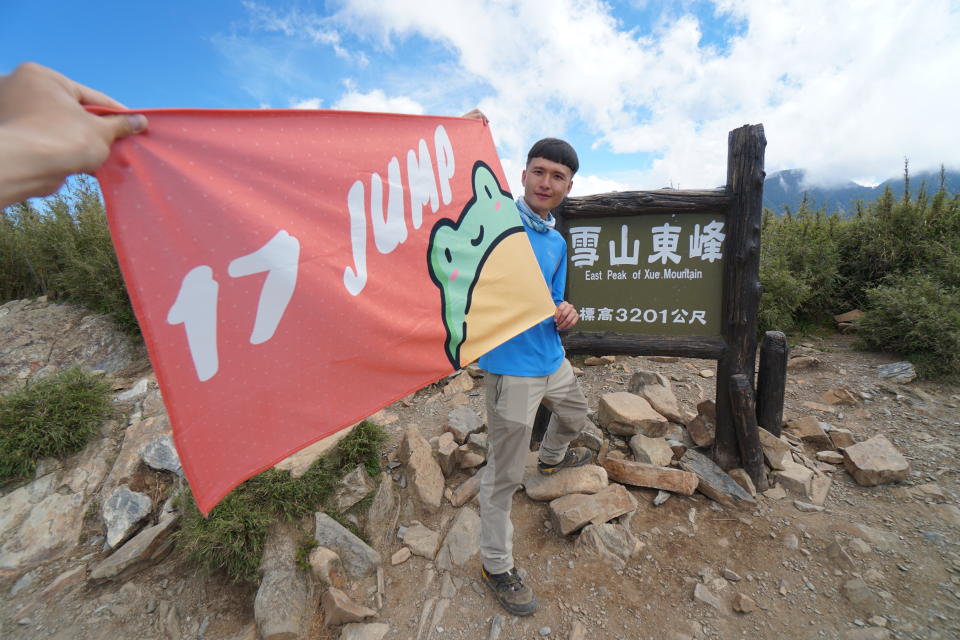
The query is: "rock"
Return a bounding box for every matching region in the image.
[435,432,458,477]
[934,504,960,527]
[601,457,698,495]
[653,490,672,506]
[568,620,587,640]
[571,420,604,452]
[821,385,860,406]
[757,427,792,470]
[693,583,722,610]
[763,486,787,500]
[0,489,86,572]
[794,500,824,512]
[400,425,445,511]
[314,512,381,577]
[843,578,881,614]
[773,462,814,499]
[340,623,390,640]
[816,451,844,464]
[722,568,742,582]
[627,370,684,423]
[801,400,835,414]
[449,473,482,507]
[843,524,898,552]
[391,548,410,565]
[333,465,376,513]
[436,507,481,570]
[309,547,346,588]
[679,449,755,507]
[401,522,439,559]
[0,299,137,395]
[15,565,86,619]
[115,377,149,402]
[877,361,916,383]
[685,400,716,447]
[102,485,152,549]
[787,356,821,370]
[0,473,58,542]
[255,526,314,640]
[727,469,757,497]
[629,434,674,467]
[597,392,668,437]
[549,484,638,535]
[443,370,475,396]
[444,405,484,444]
[732,592,757,613]
[487,614,505,640]
[842,435,909,486]
[784,416,833,450]
[322,587,376,626]
[275,425,357,478]
[574,523,642,570]
[843,629,891,640]
[139,434,182,474]
[830,428,856,448]
[457,435,487,469]
[698,369,714,378]
[102,415,171,494]
[810,473,832,506]
[364,474,396,552]
[89,512,179,582]
[61,436,112,495]
[584,355,616,366]
[826,541,854,569]
[523,455,608,501]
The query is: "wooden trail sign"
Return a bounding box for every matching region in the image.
[547,124,770,470]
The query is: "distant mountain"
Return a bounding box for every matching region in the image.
[763,168,960,216]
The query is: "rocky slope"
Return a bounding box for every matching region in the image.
[1,298,959,640]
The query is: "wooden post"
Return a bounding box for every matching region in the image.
[714,124,766,469]
[756,331,788,436]
[729,373,769,492]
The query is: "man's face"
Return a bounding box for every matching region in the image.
[521,157,573,217]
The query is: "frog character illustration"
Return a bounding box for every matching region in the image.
[428,161,555,369]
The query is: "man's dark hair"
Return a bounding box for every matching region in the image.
[526,138,579,176]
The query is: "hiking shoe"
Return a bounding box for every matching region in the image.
[537,446,592,475]
[481,566,539,616]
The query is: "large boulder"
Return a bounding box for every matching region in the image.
[627,370,685,423]
[597,392,668,437]
[842,435,909,486]
[255,525,314,640]
[400,425,444,511]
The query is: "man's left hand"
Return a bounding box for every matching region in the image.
[554,301,578,331]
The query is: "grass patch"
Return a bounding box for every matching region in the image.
[0,367,113,484]
[176,420,387,584]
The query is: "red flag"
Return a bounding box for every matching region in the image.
[95,109,554,515]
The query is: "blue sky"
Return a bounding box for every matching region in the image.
[3,1,958,195]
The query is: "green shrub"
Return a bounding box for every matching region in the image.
[856,272,960,378]
[0,367,113,483]
[175,420,387,584]
[0,178,138,333]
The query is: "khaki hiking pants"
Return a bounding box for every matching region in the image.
[478,358,588,574]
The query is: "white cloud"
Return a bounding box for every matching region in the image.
[290,97,323,109]
[333,0,959,189]
[570,174,632,197]
[332,88,425,115]
[239,1,959,191]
